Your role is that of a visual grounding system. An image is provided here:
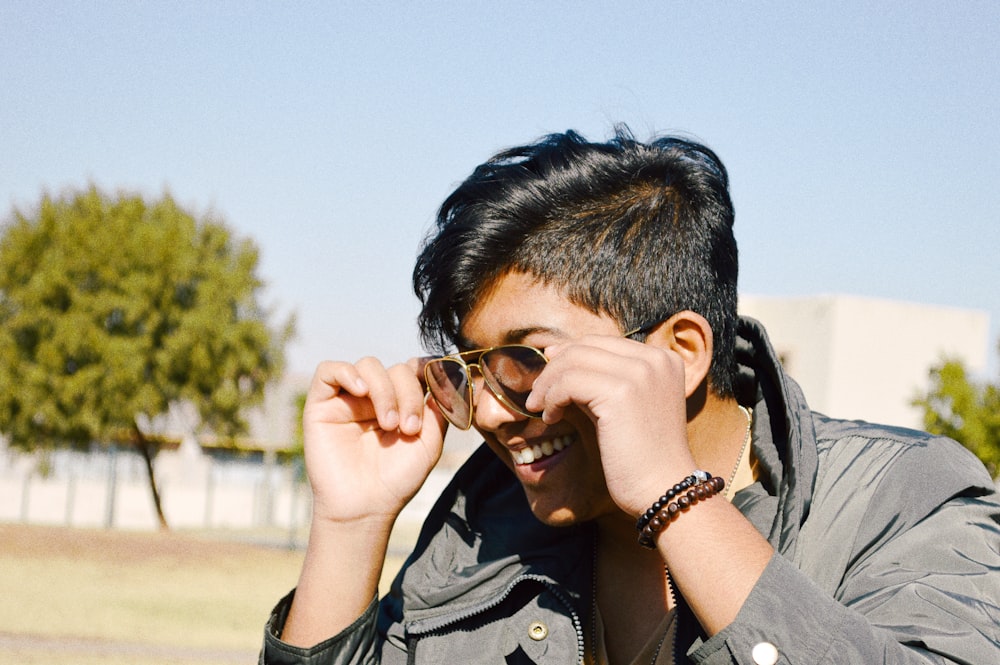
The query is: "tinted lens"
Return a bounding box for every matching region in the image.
[425,358,472,429]
[480,346,547,415]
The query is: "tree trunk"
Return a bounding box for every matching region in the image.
[134,428,169,530]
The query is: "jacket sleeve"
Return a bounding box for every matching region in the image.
[258,447,503,665]
[260,591,400,665]
[690,435,1000,664]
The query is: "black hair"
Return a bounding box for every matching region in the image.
[413,126,739,397]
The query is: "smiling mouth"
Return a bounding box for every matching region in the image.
[510,434,575,465]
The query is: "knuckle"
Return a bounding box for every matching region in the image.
[355,355,384,369]
[387,361,415,378]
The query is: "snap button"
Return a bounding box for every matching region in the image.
[527,621,549,641]
[752,641,779,665]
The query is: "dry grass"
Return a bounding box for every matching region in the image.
[0,524,407,664]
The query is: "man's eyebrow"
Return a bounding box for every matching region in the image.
[504,326,571,344]
[454,335,476,352]
[457,326,571,350]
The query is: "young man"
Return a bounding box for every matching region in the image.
[262,129,1000,664]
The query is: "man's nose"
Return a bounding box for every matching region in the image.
[472,381,527,431]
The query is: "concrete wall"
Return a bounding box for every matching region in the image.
[739,294,990,429]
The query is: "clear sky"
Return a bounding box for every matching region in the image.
[2,2,998,377]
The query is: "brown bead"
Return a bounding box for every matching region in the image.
[696,486,707,499]
[666,502,680,516]
[677,496,691,509]
[649,517,663,531]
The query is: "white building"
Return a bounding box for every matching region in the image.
[739,294,991,430]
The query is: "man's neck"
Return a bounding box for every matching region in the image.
[687,395,751,489]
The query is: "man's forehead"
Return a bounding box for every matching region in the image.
[456,272,620,348]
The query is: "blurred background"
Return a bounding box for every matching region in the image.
[1,2,998,662]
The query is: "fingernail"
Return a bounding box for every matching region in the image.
[355,378,368,392]
[405,414,421,433]
[385,409,399,428]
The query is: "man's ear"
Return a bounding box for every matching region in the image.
[645,310,713,398]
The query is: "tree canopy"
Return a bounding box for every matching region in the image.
[913,348,1000,478]
[0,186,294,526]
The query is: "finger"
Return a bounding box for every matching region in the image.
[526,343,630,411]
[309,360,370,401]
[533,367,592,424]
[420,395,450,446]
[543,332,650,360]
[302,361,380,429]
[547,334,675,382]
[407,355,436,385]
[529,343,662,420]
[355,356,402,431]
[387,362,428,436]
[541,403,567,425]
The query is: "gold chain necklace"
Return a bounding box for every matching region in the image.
[727,405,753,500]
[588,404,753,664]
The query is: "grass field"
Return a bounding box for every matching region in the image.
[0,523,407,664]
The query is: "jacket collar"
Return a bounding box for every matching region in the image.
[735,316,818,558]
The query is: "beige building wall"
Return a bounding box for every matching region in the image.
[739,295,990,429]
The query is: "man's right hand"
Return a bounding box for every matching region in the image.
[281,355,448,648]
[302,356,448,526]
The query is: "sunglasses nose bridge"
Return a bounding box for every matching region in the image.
[463,361,485,402]
[458,358,509,414]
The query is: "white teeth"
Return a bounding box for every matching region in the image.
[511,434,573,465]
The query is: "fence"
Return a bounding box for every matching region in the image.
[0,437,465,547]
[0,443,308,541]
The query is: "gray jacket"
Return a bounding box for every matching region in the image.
[263,318,1000,664]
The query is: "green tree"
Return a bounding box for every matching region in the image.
[913,348,1000,478]
[0,186,294,528]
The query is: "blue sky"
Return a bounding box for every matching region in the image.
[2,2,998,377]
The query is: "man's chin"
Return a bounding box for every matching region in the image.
[526,501,585,528]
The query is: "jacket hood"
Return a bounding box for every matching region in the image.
[735,316,818,559]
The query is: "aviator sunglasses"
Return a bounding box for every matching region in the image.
[423,317,666,430]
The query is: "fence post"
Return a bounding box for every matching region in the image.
[104,445,118,529]
[262,449,276,528]
[19,470,30,522]
[65,473,76,526]
[203,467,214,529]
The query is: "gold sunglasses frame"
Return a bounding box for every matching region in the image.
[423,344,547,430]
[423,317,666,430]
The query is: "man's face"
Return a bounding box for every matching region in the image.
[459,270,623,527]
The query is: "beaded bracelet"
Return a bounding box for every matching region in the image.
[634,470,711,532]
[636,472,725,549]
